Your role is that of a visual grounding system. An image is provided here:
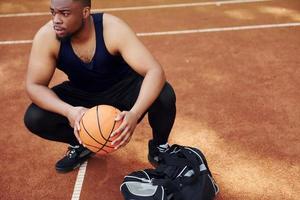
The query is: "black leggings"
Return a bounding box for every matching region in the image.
[24,75,176,146]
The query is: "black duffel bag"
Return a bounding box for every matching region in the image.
[120,144,219,200]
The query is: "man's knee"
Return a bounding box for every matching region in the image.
[154,82,176,109]
[24,104,47,134]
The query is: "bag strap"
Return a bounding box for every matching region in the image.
[152,178,184,200]
[152,145,213,195]
[163,147,204,184]
[152,147,205,188]
[170,145,213,177]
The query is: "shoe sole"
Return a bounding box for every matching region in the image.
[55,153,94,173]
[56,163,81,173]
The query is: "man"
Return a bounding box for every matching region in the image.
[24,0,176,173]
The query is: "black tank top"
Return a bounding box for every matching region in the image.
[56,13,136,92]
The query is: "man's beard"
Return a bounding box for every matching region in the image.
[56,19,85,41]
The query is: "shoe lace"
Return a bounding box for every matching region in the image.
[154,144,170,162]
[157,143,170,153]
[66,145,80,159]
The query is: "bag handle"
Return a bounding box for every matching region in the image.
[169,145,213,177]
[153,148,204,187]
[163,148,203,181]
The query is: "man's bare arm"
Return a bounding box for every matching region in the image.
[104,14,167,147]
[26,23,73,117]
[104,14,166,119]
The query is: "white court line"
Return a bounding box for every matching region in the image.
[0,0,271,18]
[71,161,88,200]
[1,22,300,45]
[96,0,271,12]
[0,40,32,45]
[137,22,300,36]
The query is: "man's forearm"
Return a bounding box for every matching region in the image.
[130,68,166,118]
[26,84,73,117]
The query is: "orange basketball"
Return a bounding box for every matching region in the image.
[79,105,122,155]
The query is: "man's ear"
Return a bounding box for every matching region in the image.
[83,7,90,19]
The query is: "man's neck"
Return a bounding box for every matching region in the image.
[72,16,93,43]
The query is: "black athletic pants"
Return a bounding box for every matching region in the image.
[24,75,176,146]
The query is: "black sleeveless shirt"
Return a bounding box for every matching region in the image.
[56,13,135,92]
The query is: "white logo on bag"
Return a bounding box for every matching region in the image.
[126,182,158,196]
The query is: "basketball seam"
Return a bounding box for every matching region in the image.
[96,106,116,153]
[96,106,108,141]
[107,113,117,142]
[80,106,119,154]
[85,143,110,153]
[81,119,114,153]
[81,118,106,146]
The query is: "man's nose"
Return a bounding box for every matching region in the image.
[53,14,63,24]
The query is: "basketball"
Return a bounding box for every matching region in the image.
[79,105,122,155]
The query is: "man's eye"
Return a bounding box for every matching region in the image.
[50,10,55,16]
[63,13,70,17]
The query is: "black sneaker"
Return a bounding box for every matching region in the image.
[55,145,94,173]
[148,140,170,167]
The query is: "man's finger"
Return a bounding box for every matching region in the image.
[74,120,80,131]
[112,126,129,145]
[115,111,126,121]
[74,128,82,144]
[111,122,127,137]
[120,133,132,149]
[125,134,132,144]
[115,133,130,149]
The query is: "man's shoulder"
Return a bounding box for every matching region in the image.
[103,13,121,23]
[102,13,135,38]
[32,21,60,55]
[102,13,137,54]
[33,21,59,46]
[102,13,128,30]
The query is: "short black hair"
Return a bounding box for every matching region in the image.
[73,0,91,7]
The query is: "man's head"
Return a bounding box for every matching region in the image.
[73,0,91,7]
[50,0,91,40]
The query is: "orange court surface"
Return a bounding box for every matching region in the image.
[0,0,300,199]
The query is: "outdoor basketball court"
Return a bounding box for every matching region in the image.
[0,0,299,199]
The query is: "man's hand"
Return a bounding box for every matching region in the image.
[111,111,139,149]
[66,106,89,144]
